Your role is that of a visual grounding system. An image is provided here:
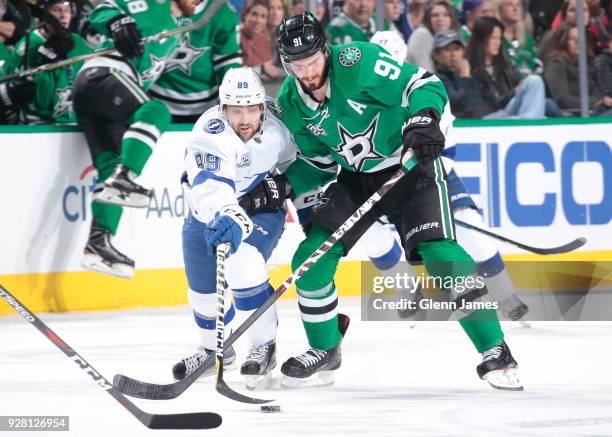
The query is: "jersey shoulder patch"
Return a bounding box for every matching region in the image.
[204,118,225,134]
[338,46,362,67]
[265,96,282,119]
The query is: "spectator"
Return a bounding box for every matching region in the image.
[292,0,308,16]
[263,0,288,82]
[383,0,403,37]
[407,0,460,71]
[544,23,612,115]
[538,0,596,58]
[461,0,494,41]
[315,0,330,28]
[595,38,612,109]
[0,0,25,46]
[466,16,546,118]
[494,0,543,74]
[432,29,499,118]
[529,0,564,43]
[5,0,91,124]
[396,0,427,42]
[327,0,376,45]
[240,0,273,71]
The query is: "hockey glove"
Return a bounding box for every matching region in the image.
[37,30,75,64]
[108,14,143,59]
[238,173,291,213]
[402,109,445,164]
[0,78,35,112]
[204,205,254,255]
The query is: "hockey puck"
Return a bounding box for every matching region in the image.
[260,405,281,413]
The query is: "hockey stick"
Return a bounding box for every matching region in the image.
[0,284,222,430]
[454,220,587,255]
[214,243,272,404]
[0,0,227,83]
[112,151,419,400]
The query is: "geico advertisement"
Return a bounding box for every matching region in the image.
[0,123,609,275]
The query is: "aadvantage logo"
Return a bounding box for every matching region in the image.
[338,47,361,67]
[334,113,384,171]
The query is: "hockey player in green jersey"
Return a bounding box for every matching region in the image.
[242,13,522,391]
[149,0,242,123]
[72,0,182,278]
[4,0,91,124]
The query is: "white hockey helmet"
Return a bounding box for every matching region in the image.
[219,67,266,109]
[370,31,408,65]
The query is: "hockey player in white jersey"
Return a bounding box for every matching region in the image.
[173,67,297,389]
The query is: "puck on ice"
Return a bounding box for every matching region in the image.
[260,405,281,413]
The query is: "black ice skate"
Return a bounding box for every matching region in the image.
[241,340,276,390]
[499,295,529,322]
[81,220,135,279]
[477,340,523,391]
[172,345,236,381]
[281,313,350,388]
[397,286,424,319]
[94,164,152,208]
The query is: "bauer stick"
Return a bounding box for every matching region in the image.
[0,284,222,430]
[455,220,587,255]
[214,243,272,404]
[112,151,419,400]
[0,0,227,83]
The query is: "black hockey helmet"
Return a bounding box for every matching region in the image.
[278,11,328,63]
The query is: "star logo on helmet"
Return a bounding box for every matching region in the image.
[338,47,361,67]
[334,114,384,172]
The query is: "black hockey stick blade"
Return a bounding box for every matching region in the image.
[216,378,273,404]
[0,284,222,430]
[454,220,587,255]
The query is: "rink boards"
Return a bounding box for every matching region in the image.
[0,118,610,315]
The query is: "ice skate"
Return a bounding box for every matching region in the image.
[81,220,134,279]
[477,340,523,391]
[499,295,529,322]
[281,313,349,388]
[94,164,152,208]
[241,340,276,390]
[172,345,236,381]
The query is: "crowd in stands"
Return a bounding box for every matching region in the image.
[1,0,611,125]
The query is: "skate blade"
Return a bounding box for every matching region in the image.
[183,360,238,383]
[483,368,524,391]
[281,370,335,389]
[94,187,150,208]
[244,372,274,391]
[81,255,134,279]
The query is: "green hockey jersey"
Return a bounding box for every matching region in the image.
[149,0,242,116]
[326,14,388,45]
[87,0,179,91]
[6,30,92,123]
[277,42,449,196]
[0,43,9,73]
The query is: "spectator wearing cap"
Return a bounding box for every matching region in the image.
[0,0,25,46]
[493,0,543,75]
[460,0,494,42]
[327,0,378,45]
[432,29,499,118]
[466,16,547,118]
[315,0,330,28]
[544,23,612,116]
[407,0,460,71]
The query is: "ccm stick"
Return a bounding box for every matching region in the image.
[0,284,222,430]
[113,151,419,401]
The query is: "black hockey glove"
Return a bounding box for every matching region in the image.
[0,78,35,112]
[38,30,75,64]
[402,109,445,164]
[239,174,291,213]
[108,14,143,59]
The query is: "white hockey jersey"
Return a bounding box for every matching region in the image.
[184,106,297,224]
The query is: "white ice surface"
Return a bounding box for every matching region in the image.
[2,298,612,437]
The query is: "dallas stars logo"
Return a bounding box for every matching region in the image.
[338,47,361,67]
[141,54,166,82]
[53,87,73,118]
[163,35,208,76]
[334,114,384,171]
